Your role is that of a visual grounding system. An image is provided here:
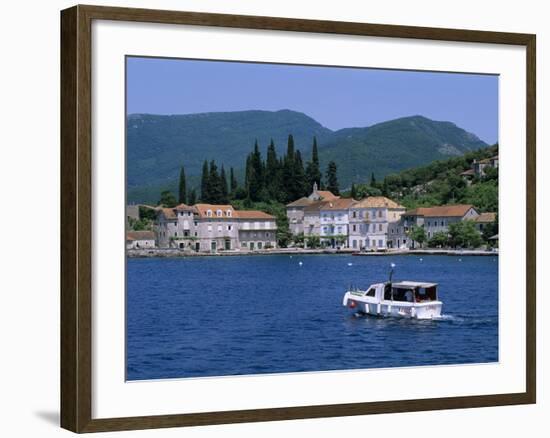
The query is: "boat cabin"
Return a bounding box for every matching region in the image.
[386,281,438,303]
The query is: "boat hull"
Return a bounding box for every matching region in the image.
[344,294,442,320]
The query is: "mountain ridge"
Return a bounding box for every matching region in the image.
[126,110,489,203]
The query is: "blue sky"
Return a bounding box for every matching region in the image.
[126,57,498,144]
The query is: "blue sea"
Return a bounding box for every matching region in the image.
[126,254,498,380]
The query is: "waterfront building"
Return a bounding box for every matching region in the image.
[388,204,479,249]
[317,198,356,248]
[286,182,338,235]
[349,197,406,250]
[473,212,497,232]
[126,230,156,249]
[155,203,277,251]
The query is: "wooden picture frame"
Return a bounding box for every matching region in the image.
[61,4,536,433]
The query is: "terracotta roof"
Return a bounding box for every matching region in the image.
[318,198,357,211]
[316,190,339,200]
[174,203,195,211]
[126,231,155,241]
[194,204,235,219]
[286,197,314,207]
[234,210,276,220]
[404,204,477,218]
[353,196,405,209]
[158,207,177,220]
[474,212,497,223]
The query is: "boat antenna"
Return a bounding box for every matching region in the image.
[389,263,396,283]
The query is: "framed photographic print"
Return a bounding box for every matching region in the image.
[60,4,536,433]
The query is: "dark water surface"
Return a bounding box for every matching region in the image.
[126,254,498,380]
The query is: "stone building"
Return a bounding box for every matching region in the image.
[349,197,406,250]
[155,203,277,252]
[286,182,339,235]
[126,230,156,249]
[388,204,479,249]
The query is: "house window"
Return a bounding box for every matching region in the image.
[227,225,232,231]
[207,225,212,232]
[352,211,357,218]
[378,224,383,231]
[226,210,232,217]
[265,232,270,237]
[194,221,198,226]
[206,210,212,217]
[217,225,222,232]
[216,210,222,217]
[441,221,444,226]
[241,242,247,248]
[352,225,357,232]
[378,239,383,247]
[378,210,382,218]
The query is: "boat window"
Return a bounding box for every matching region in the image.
[366,288,376,297]
[417,286,437,301]
[390,287,417,302]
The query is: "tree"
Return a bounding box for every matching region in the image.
[293,232,305,248]
[370,172,377,187]
[158,190,177,208]
[282,134,296,202]
[220,165,229,203]
[178,166,187,204]
[229,167,238,195]
[428,231,448,248]
[208,160,224,203]
[305,137,322,190]
[188,188,197,205]
[448,221,483,248]
[245,150,262,202]
[409,225,427,248]
[306,234,321,249]
[200,160,209,202]
[325,161,340,195]
[293,150,307,200]
[350,183,358,200]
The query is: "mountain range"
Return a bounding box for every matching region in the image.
[127,110,489,203]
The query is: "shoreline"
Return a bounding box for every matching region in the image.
[127,248,498,258]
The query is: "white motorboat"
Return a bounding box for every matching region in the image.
[342,265,443,319]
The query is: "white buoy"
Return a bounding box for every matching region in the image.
[298,261,303,266]
[347,262,353,266]
[419,258,423,262]
[458,258,462,262]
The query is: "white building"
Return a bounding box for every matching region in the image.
[349,197,406,250]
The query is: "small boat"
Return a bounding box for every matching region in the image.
[342,265,443,319]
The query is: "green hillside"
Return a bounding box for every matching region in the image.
[127,110,488,203]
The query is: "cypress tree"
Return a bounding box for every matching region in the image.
[325,161,340,196]
[208,160,223,204]
[230,167,238,195]
[220,165,229,203]
[188,188,197,205]
[282,134,296,202]
[294,150,307,199]
[200,160,209,202]
[178,166,187,204]
[265,139,280,199]
[305,136,322,191]
[370,172,377,187]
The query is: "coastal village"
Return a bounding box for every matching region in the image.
[126,134,498,255]
[126,153,498,255]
